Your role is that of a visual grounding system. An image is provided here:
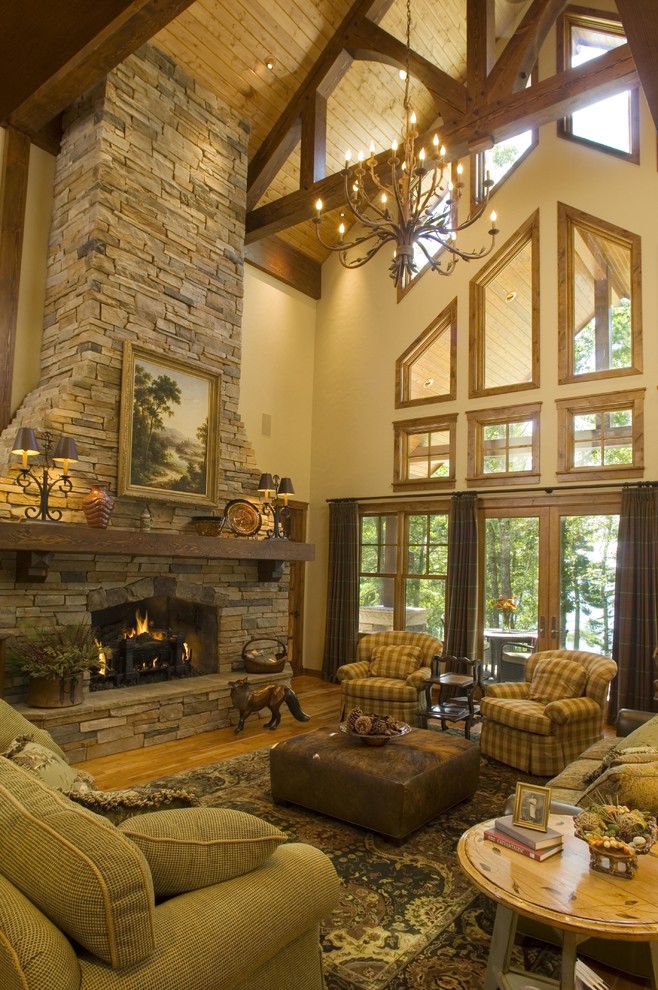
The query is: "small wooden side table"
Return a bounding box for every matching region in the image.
[419,655,482,739]
[458,814,658,990]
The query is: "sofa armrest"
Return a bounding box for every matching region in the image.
[616,708,656,738]
[336,660,371,682]
[78,843,340,990]
[484,682,528,700]
[544,696,599,726]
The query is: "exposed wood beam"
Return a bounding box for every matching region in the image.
[466,0,495,107]
[445,44,638,159]
[5,0,198,139]
[300,94,327,190]
[244,238,322,300]
[0,127,30,431]
[345,20,467,120]
[246,45,638,243]
[616,0,658,130]
[487,0,567,101]
[247,0,396,212]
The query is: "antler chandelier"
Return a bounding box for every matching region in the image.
[314,0,499,290]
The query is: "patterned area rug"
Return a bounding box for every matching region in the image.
[144,739,558,990]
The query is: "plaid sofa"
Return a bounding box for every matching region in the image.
[0,699,340,990]
[480,649,618,776]
[336,630,443,726]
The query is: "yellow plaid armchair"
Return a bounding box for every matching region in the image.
[336,631,443,726]
[480,649,617,776]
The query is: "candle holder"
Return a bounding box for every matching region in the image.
[11,428,79,522]
[257,473,294,540]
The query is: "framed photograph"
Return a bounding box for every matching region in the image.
[512,782,552,832]
[118,343,220,506]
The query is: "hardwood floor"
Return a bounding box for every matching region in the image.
[74,676,648,990]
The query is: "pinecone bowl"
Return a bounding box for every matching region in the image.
[341,709,412,746]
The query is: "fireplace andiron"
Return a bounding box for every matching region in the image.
[229,678,310,734]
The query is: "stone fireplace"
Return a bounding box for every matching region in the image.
[0,44,301,736]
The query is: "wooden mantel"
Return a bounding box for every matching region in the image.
[0,521,314,583]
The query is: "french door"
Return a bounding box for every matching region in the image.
[481,494,619,660]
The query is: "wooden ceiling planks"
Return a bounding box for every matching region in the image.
[0,0,649,296]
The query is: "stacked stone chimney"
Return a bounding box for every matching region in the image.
[0,45,290,697]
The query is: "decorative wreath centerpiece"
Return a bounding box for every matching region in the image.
[573,803,657,879]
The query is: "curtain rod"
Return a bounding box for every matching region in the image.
[327,480,657,503]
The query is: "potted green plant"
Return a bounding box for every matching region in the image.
[7,621,101,708]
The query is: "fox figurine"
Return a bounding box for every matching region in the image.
[229,677,311,734]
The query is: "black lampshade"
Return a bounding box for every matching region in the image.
[11,428,39,456]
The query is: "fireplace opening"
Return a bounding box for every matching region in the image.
[90,595,219,689]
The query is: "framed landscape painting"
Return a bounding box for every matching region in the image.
[118,343,220,506]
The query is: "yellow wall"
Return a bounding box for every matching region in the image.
[301,97,658,670]
[8,143,55,416]
[239,265,316,502]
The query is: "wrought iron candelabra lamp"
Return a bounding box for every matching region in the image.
[257,473,295,540]
[11,428,79,522]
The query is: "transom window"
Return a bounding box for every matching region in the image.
[558,9,638,162]
[394,415,456,491]
[359,510,448,638]
[558,202,642,384]
[469,211,540,397]
[556,389,645,481]
[395,300,456,407]
[467,404,541,486]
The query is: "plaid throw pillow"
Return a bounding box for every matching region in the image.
[528,658,587,704]
[369,645,423,679]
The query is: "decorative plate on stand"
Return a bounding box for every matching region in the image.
[225,498,262,536]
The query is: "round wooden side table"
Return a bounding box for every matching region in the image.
[458,814,658,990]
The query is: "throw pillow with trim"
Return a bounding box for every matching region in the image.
[2,736,90,794]
[67,786,200,826]
[369,645,423,679]
[118,807,287,896]
[0,757,155,969]
[528,658,587,704]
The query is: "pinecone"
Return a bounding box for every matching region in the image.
[353,715,373,735]
[347,708,363,729]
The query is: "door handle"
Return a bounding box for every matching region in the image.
[538,616,545,638]
[550,616,558,639]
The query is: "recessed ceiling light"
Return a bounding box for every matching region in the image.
[265,57,275,71]
[505,291,517,303]
[424,378,434,388]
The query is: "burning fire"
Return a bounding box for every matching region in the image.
[125,610,165,640]
[94,610,191,679]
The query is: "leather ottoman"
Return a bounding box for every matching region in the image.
[269,725,480,841]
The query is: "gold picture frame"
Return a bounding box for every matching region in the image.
[512,782,552,832]
[118,343,220,507]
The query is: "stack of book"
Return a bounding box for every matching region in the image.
[484,814,563,861]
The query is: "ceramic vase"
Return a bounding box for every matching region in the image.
[82,484,115,529]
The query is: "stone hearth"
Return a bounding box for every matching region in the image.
[18,667,292,763]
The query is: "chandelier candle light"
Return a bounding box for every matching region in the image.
[11,428,79,522]
[314,0,499,289]
[257,473,294,540]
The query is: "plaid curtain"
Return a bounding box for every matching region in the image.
[444,493,478,658]
[322,500,359,682]
[610,485,658,720]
